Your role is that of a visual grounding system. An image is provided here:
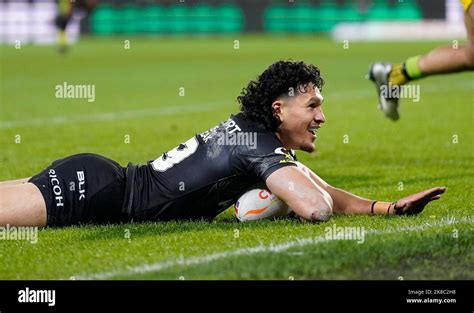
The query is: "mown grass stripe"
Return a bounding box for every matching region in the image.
[0,101,222,129]
[71,217,470,280]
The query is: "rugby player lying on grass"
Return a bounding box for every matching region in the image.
[0,61,446,227]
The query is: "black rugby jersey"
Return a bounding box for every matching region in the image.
[123,113,298,221]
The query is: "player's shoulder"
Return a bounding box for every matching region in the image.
[231,113,276,146]
[231,113,297,159]
[197,112,297,159]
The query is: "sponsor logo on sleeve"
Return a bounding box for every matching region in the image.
[274,147,296,164]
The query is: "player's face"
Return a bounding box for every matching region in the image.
[274,83,325,153]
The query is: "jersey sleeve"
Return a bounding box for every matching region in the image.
[233,135,298,181]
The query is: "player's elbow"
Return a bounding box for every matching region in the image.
[308,199,333,222]
[297,192,333,222]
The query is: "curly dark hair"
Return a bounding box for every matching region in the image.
[237,60,324,132]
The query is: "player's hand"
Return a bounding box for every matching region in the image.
[392,187,446,215]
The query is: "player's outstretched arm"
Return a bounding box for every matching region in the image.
[265,166,333,222]
[295,162,446,216]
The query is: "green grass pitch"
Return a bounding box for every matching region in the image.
[0,36,472,280]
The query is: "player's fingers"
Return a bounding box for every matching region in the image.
[429,195,442,201]
[421,187,446,198]
[434,186,446,194]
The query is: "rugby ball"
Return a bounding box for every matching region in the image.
[234,188,292,221]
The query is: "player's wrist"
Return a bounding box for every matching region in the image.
[370,201,396,215]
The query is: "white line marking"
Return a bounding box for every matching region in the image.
[0,101,225,129]
[70,217,471,280]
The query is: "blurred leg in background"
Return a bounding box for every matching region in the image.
[55,0,73,53]
[389,1,473,85]
[369,0,474,121]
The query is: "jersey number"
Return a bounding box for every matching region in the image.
[151,137,199,172]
